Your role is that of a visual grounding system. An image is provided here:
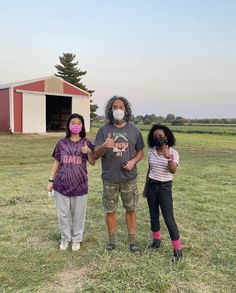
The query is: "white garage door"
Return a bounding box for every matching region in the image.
[72,96,90,132]
[23,93,46,133]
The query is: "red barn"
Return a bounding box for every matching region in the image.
[0,76,91,133]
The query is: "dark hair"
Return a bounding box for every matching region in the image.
[65,113,86,138]
[147,124,176,148]
[105,96,132,123]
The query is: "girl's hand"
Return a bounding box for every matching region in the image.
[162,145,172,160]
[142,190,147,198]
[81,141,92,154]
[47,182,53,192]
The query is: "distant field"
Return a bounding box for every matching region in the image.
[0,129,236,292]
[138,124,236,135]
[92,122,236,136]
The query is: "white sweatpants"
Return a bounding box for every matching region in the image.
[55,191,88,243]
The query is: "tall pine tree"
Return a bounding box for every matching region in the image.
[55,53,98,121]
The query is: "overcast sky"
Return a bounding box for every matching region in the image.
[0,0,235,118]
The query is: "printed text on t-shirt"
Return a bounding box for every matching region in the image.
[63,155,82,164]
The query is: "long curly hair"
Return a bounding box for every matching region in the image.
[147,124,176,148]
[105,96,132,123]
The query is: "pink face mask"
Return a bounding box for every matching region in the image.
[69,124,82,134]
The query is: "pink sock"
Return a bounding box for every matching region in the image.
[172,239,182,250]
[152,230,161,240]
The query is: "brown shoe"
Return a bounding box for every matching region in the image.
[130,243,142,255]
[105,243,116,251]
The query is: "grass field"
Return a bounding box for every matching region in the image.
[0,126,236,292]
[137,124,236,135]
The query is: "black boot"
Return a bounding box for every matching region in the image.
[149,239,161,250]
[173,249,183,261]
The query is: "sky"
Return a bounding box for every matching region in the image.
[0,0,235,118]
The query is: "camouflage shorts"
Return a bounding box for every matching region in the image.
[102,179,139,213]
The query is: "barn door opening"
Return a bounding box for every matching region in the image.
[46,95,72,131]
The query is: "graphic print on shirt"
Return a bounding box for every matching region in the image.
[52,138,93,196]
[112,132,129,157]
[61,140,83,165]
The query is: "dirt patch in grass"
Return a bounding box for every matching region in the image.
[37,265,91,293]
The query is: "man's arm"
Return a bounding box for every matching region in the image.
[133,149,144,165]
[123,149,144,171]
[94,133,114,159]
[94,143,108,159]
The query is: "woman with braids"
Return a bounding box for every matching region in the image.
[94,96,145,254]
[143,124,183,261]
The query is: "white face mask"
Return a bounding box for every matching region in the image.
[113,109,125,121]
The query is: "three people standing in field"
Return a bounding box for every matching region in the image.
[47,97,182,260]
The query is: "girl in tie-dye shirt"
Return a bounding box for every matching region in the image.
[47,113,95,251]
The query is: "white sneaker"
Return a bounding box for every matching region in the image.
[60,241,69,251]
[72,242,81,251]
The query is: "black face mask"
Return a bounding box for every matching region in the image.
[153,137,167,147]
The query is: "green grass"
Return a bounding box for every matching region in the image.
[0,130,236,292]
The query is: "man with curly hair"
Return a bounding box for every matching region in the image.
[94,96,144,254]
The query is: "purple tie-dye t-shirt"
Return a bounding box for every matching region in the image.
[52,137,94,196]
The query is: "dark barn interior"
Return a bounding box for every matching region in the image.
[46,95,72,131]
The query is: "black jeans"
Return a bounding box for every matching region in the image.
[146,178,180,241]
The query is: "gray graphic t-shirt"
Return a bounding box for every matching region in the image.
[94,122,145,182]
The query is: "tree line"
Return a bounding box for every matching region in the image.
[94,114,236,125]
